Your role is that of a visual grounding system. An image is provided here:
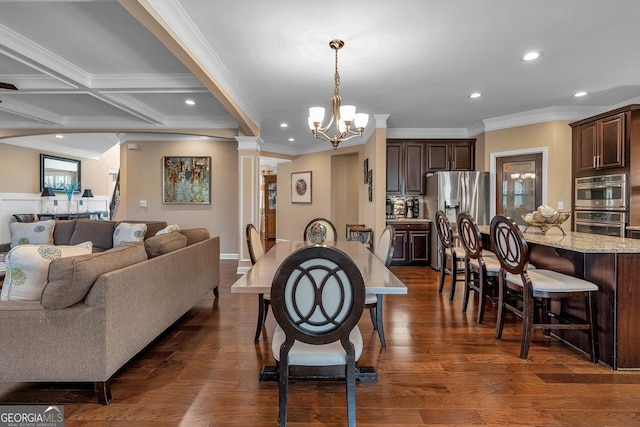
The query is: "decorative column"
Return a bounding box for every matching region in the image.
[236,136,261,274]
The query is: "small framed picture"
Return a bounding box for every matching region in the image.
[364,158,369,183]
[368,169,373,202]
[291,171,312,204]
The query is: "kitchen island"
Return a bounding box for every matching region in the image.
[479,226,640,370]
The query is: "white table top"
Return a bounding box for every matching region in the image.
[231,240,408,295]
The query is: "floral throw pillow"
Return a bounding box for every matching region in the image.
[9,220,55,248]
[113,222,147,247]
[1,241,93,301]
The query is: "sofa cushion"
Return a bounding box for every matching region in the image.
[144,232,187,258]
[178,228,210,246]
[41,242,148,309]
[1,242,93,301]
[53,220,77,245]
[69,219,116,250]
[9,220,55,248]
[113,222,147,247]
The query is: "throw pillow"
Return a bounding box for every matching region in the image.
[178,228,210,245]
[9,220,55,248]
[144,232,187,258]
[69,219,116,251]
[42,242,148,309]
[0,241,93,301]
[155,224,180,235]
[113,222,147,247]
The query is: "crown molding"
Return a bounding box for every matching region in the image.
[147,0,262,128]
[0,98,63,125]
[91,73,204,90]
[98,93,166,124]
[482,106,608,132]
[236,136,262,152]
[387,128,471,139]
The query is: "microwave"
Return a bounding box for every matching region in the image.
[575,174,627,210]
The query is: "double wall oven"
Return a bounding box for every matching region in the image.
[574,173,627,237]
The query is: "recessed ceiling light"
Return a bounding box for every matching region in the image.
[288,138,295,142]
[574,91,588,97]
[280,123,288,128]
[185,99,195,105]
[523,51,542,61]
[469,92,482,99]
[55,134,63,139]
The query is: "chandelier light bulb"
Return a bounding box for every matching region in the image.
[339,105,356,123]
[309,107,325,125]
[354,113,369,130]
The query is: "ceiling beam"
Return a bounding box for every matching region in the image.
[118,0,260,137]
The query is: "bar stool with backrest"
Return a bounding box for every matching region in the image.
[457,212,501,324]
[270,245,366,427]
[435,210,466,301]
[246,224,269,343]
[364,225,395,347]
[304,218,338,243]
[489,215,599,362]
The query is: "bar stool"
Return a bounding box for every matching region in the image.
[457,212,501,324]
[435,210,466,301]
[489,215,599,362]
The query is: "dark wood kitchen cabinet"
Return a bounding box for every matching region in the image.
[389,221,430,266]
[386,141,425,195]
[425,139,475,172]
[574,112,625,174]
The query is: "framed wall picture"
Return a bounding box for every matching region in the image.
[368,169,373,202]
[291,171,312,204]
[162,156,211,204]
[364,158,369,183]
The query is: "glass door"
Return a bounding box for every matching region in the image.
[496,153,542,226]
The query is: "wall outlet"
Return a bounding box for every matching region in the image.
[557,201,564,210]
[139,200,147,208]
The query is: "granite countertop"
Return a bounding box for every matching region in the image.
[478,225,640,254]
[386,218,432,223]
[626,225,640,231]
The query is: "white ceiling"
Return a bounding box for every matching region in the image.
[1,0,640,158]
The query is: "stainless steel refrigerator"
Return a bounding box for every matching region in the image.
[425,171,490,269]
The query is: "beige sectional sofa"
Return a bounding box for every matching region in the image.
[0,219,220,404]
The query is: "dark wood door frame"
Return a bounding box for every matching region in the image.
[495,152,543,219]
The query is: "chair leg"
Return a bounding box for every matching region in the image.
[476,270,487,325]
[449,258,458,301]
[520,293,535,359]
[462,264,472,313]
[254,293,266,343]
[438,251,446,294]
[369,306,377,330]
[543,298,551,337]
[345,350,357,427]
[495,275,506,340]
[586,292,599,364]
[375,295,386,348]
[278,356,289,427]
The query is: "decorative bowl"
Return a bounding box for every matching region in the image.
[521,211,571,235]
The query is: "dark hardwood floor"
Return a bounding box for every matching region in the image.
[2,260,640,426]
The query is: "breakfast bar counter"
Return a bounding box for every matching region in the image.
[479,227,640,370]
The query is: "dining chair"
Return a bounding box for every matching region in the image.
[435,210,466,301]
[270,245,365,427]
[457,212,500,324]
[246,223,269,343]
[303,218,338,243]
[365,224,395,347]
[489,215,599,362]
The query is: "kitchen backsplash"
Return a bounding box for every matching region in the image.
[387,195,424,219]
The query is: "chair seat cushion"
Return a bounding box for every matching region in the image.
[365,293,377,305]
[272,324,363,366]
[469,256,501,273]
[446,246,466,261]
[506,269,599,293]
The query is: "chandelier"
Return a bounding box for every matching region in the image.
[308,39,369,149]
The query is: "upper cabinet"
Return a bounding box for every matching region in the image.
[386,141,425,195]
[425,140,475,172]
[386,139,476,195]
[574,112,625,173]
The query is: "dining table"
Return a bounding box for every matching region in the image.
[231,239,408,381]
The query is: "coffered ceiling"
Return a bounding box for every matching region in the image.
[1,0,640,158]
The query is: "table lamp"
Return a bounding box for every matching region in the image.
[40,187,55,214]
[81,188,94,212]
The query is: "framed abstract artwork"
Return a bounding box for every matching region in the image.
[363,158,369,183]
[291,171,312,204]
[162,156,211,204]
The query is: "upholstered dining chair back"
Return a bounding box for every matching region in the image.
[270,245,365,426]
[246,223,264,265]
[303,218,338,243]
[374,225,395,267]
